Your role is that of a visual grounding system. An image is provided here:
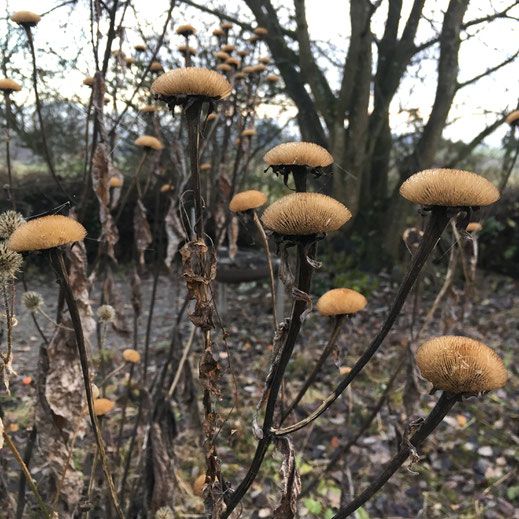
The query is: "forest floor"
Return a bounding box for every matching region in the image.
[2,262,518,518]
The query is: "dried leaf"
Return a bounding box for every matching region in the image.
[102,270,131,336]
[199,348,221,398]
[291,287,312,322]
[164,199,187,269]
[0,418,3,449]
[133,200,152,266]
[273,436,301,518]
[109,166,124,209]
[228,215,239,260]
[131,267,142,316]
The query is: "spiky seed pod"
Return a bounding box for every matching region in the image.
[109,177,123,188]
[134,44,146,52]
[122,349,141,363]
[266,74,280,83]
[466,222,483,232]
[215,51,231,61]
[253,64,267,73]
[415,336,507,393]
[399,169,500,208]
[125,57,136,65]
[176,24,196,36]
[222,44,235,53]
[0,242,23,280]
[217,63,232,72]
[241,128,257,137]
[155,507,175,519]
[258,57,271,64]
[261,193,351,236]
[178,45,197,55]
[316,288,367,316]
[82,76,94,87]
[22,291,43,312]
[505,110,519,126]
[220,22,233,30]
[200,163,212,170]
[97,305,115,323]
[264,142,334,168]
[93,398,115,416]
[150,61,163,72]
[225,57,241,68]
[237,50,250,57]
[160,183,173,193]
[0,211,26,239]
[140,105,159,113]
[254,27,268,36]
[212,28,225,37]
[7,215,87,252]
[135,135,164,151]
[229,190,267,212]
[11,11,41,27]
[0,79,21,93]
[151,67,232,101]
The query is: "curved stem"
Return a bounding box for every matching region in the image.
[4,92,15,210]
[14,425,37,519]
[273,206,451,436]
[48,247,124,519]
[333,391,459,518]
[114,364,133,465]
[281,314,345,422]
[252,210,278,327]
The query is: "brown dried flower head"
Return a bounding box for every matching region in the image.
[11,11,41,27]
[140,105,159,113]
[150,61,164,72]
[316,288,367,316]
[229,190,267,212]
[109,177,123,188]
[217,63,232,72]
[0,241,23,280]
[82,76,94,87]
[220,22,233,31]
[151,67,232,101]
[134,44,146,52]
[123,349,141,363]
[155,507,174,519]
[135,135,164,151]
[399,169,500,207]
[22,291,43,312]
[176,24,196,36]
[266,74,280,83]
[0,79,21,93]
[505,110,519,126]
[97,304,115,323]
[200,163,212,170]
[241,128,257,137]
[222,44,235,53]
[466,222,483,232]
[415,336,507,393]
[254,27,268,36]
[0,211,26,238]
[178,45,197,55]
[212,28,225,37]
[261,193,351,236]
[93,398,115,416]
[7,215,87,251]
[264,142,334,168]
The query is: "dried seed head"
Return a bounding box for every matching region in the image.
[82,76,94,87]
[0,241,23,280]
[11,10,40,27]
[97,304,115,323]
[399,169,500,207]
[258,56,270,64]
[134,44,146,52]
[506,110,519,126]
[415,336,507,393]
[7,215,87,251]
[220,22,233,30]
[135,135,164,150]
[93,398,115,416]
[215,51,231,61]
[176,24,196,36]
[222,44,235,53]
[466,222,483,232]
[0,211,26,239]
[253,64,267,73]
[0,78,21,93]
[241,128,257,137]
[150,61,164,72]
[254,27,268,36]
[266,74,280,83]
[22,291,43,312]
[109,177,123,188]
[160,183,174,193]
[212,28,225,37]
[140,105,159,113]
[125,57,136,65]
[200,163,212,170]
[264,142,334,168]
[122,349,141,363]
[261,193,351,235]
[155,507,174,519]
[316,288,367,316]
[151,67,232,101]
[217,63,232,72]
[229,190,267,212]
[178,44,197,55]
[237,50,250,57]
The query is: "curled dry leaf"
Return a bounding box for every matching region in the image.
[199,348,222,398]
[164,199,187,269]
[131,266,142,316]
[133,200,152,266]
[102,270,131,336]
[273,436,301,519]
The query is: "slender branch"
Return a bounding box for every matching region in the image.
[4,92,15,210]
[14,426,37,519]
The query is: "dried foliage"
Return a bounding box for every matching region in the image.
[133,200,153,266]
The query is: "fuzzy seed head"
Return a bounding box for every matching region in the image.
[229,190,267,212]
[109,177,123,188]
[155,507,174,519]
[123,349,141,363]
[97,304,115,323]
[264,142,334,168]
[399,169,500,207]
[0,211,26,239]
[466,222,483,232]
[135,135,164,150]
[151,67,232,100]
[150,61,163,72]
[11,10,41,26]
[0,78,21,93]
[22,291,43,312]
[415,336,507,393]
[0,241,23,280]
[241,128,257,137]
[316,288,367,316]
[93,398,115,416]
[7,215,87,252]
[266,74,280,82]
[176,24,196,36]
[215,51,230,61]
[135,44,146,52]
[140,105,159,113]
[261,193,351,235]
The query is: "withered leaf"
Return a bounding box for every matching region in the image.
[133,200,152,266]
[199,349,221,398]
[273,436,301,519]
[102,270,131,336]
[228,215,239,260]
[164,199,187,269]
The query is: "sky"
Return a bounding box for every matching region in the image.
[2,0,519,148]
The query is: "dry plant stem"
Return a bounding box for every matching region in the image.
[98,322,108,396]
[252,210,278,327]
[282,314,346,421]
[48,248,124,519]
[1,279,15,372]
[292,165,307,192]
[24,28,70,201]
[274,206,452,436]
[114,151,147,225]
[222,240,316,517]
[114,363,134,465]
[2,432,50,518]
[167,325,197,398]
[4,92,16,209]
[14,426,37,519]
[333,391,459,518]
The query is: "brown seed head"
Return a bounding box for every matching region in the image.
[261,193,351,235]
[93,398,115,416]
[109,177,123,188]
[258,56,271,64]
[134,44,146,52]
[135,135,164,150]
[217,63,232,72]
[176,24,196,36]
[0,211,26,238]
[254,27,268,36]
[229,190,267,212]
[150,61,164,72]
[7,215,87,251]
[266,74,280,83]
[241,128,257,137]
[222,44,235,53]
[83,76,94,87]
[140,105,159,113]
[215,51,231,61]
[264,142,333,168]
[416,336,507,393]
[506,110,519,126]
[11,11,40,27]
[178,44,197,55]
[316,288,367,316]
[212,28,225,37]
[237,50,250,57]
[0,79,21,93]
[151,67,232,100]
[399,168,500,207]
[0,242,23,280]
[123,349,141,363]
[466,222,483,232]
[220,22,233,30]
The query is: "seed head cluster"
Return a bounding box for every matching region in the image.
[97,304,115,323]
[316,288,367,316]
[22,291,44,313]
[0,241,23,280]
[0,211,26,239]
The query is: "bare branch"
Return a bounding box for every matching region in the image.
[457,50,519,89]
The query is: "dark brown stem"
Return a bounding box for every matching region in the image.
[4,92,15,209]
[14,426,37,519]
[333,391,459,518]
[273,205,451,436]
[48,247,124,519]
[115,364,133,465]
[281,314,346,421]
[292,165,307,192]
